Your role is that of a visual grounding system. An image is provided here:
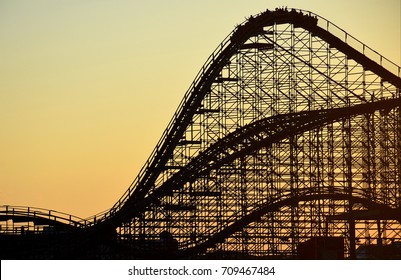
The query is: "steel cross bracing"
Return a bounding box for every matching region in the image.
[1,8,401,259]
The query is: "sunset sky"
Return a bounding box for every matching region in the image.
[1,0,400,218]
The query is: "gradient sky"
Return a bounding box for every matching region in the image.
[1,0,400,218]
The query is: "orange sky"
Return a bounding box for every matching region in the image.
[1,0,400,218]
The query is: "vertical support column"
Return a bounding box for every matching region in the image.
[349,217,356,259]
[289,23,299,255]
[346,126,356,259]
[397,106,401,208]
[240,155,248,254]
[343,97,356,259]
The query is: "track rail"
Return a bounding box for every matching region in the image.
[182,188,401,255]
[112,97,401,221]
[0,205,88,233]
[3,8,400,232]
[2,8,401,260]
[94,8,401,227]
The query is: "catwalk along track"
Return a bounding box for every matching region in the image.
[2,8,401,259]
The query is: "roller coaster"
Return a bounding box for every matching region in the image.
[1,8,401,259]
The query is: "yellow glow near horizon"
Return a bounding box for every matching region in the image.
[0,0,400,218]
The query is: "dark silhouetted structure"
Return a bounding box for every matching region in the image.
[1,8,401,259]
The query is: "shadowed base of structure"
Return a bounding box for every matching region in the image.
[2,232,401,259]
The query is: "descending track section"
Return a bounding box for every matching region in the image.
[139,98,401,208]
[2,8,401,259]
[108,8,401,259]
[184,189,401,256]
[101,8,401,224]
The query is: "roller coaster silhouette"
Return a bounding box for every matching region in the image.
[2,8,401,259]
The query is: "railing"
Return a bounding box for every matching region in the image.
[88,8,401,225]
[0,205,88,234]
[300,9,401,78]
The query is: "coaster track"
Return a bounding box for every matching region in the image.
[1,8,401,259]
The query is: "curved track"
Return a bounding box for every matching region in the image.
[183,189,401,256]
[2,8,401,259]
[0,206,87,231]
[133,98,401,215]
[101,8,401,226]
